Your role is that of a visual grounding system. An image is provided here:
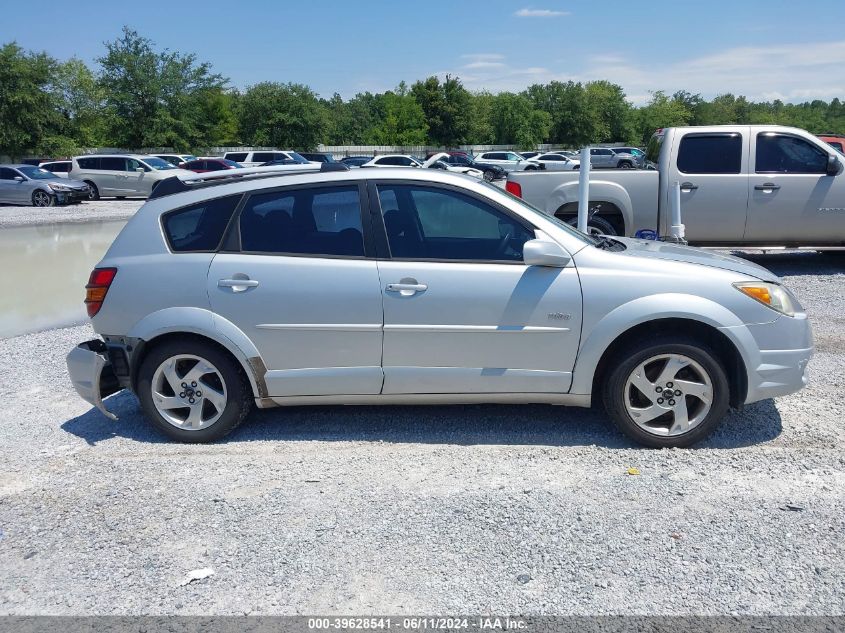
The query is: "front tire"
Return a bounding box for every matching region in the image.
[137,339,253,442]
[619,161,634,169]
[602,337,730,448]
[85,181,99,200]
[483,170,495,182]
[32,190,55,207]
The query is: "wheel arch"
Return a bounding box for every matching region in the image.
[549,180,633,236]
[125,307,268,401]
[572,296,753,408]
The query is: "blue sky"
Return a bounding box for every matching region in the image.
[2,0,844,104]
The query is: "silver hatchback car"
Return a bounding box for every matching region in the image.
[67,166,813,448]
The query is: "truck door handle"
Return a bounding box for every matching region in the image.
[218,278,259,291]
[680,182,698,191]
[754,183,781,191]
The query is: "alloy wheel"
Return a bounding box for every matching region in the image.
[32,190,53,207]
[623,353,713,437]
[151,354,228,430]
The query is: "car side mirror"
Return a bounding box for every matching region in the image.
[826,154,840,176]
[523,239,571,267]
[13,176,24,182]
[135,167,145,173]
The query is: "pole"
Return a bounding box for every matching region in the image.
[669,180,686,243]
[577,146,591,233]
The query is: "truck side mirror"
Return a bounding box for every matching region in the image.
[827,154,840,176]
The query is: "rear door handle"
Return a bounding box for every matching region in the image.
[754,183,781,191]
[386,282,427,296]
[680,181,698,191]
[218,278,259,292]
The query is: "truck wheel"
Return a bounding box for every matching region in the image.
[137,339,253,443]
[602,337,730,448]
[564,215,617,236]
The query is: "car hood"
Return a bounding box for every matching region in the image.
[611,237,779,282]
[52,178,89,189]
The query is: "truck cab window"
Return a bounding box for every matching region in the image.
[756,134,828,174]
[677,134,742,174]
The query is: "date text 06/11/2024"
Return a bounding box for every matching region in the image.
[307,617,528,630]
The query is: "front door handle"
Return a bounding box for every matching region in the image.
[218,277,259,292]
[680,181,698,191]
[754,183,781,191]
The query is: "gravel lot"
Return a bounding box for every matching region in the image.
[0,251,843,615]
[0,199,143,228]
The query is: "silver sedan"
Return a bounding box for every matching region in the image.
[0,164,89,206]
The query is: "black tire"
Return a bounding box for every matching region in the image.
[85,181,99,200]
[524,165,537,171]
[564,215,617,236]
[602,337,730,448]
[483,170,495,182]
[619,161,634,169]
[116,196,126,200]
[137,339,253,443]
[31,190,55,207]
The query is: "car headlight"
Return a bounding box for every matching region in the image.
[734,282,796,317]
[48,183,71,192]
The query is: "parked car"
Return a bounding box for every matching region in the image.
[38,160,72,178]
[507,124,845,246]
[520,151,543,160]
[422,152,483,179]
[260,155,310,166]
[341,156,372,168]
[222,150,316,167]
[587,147,638,169]
[611,147,647,168]
[361,155,423,168]
[69,154,181,200]
[66,167,812,448]
[155,154,198,167]
[298,152,337,163]
[527,153,581,171]
[443,154,506,181]
[0,164,89,206]
[180,159,243,173]
[818,134,845,153]
[474,151,534,172]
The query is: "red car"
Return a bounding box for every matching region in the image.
[818,134,845,153]
[180,158,243,173]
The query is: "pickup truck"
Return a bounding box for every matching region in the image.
[506,125,845,246]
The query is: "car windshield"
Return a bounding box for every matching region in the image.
[286,152,311,164]
[17,166,56,180]
[479,181,598,247]
[182,155,198,161]
[222,160,243,168]
[143,157,177,170]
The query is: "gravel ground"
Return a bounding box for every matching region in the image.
[0,251,843,615]
[0,199,143,228]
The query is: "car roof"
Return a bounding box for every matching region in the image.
[1,164,30,169]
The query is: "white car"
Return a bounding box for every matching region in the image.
[474,151,534,173]
[361,155,423,168]
[39,160,72,178]
[526,153,581,171]
[155,154,198,167]
[423,153,484,179]
[222,151,317,168]
[68,154,182,200]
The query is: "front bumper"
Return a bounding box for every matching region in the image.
[722,313,814,405]
[66,339,123,419]
[53,188,89,204]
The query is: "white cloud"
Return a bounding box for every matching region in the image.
[514,8,570,17]
[443,41,845,104]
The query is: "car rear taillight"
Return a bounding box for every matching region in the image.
[85,267,117,317]
[505,181,522,198]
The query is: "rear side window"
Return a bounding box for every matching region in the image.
[677,134,742,174]
[828,141,844,152]
[45,162,70,172]
[162,195,241,252]
[252,152,274,162]
[756,134,827,174]
[77,157,99,169]
[100,157,126,171]
[239,186,364,257]
[224,152,248,162]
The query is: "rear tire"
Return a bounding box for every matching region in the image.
[137,339,253,443]
[564,215,617,236]
[619,161,634,169]
[602,337,730,448]
[85,181,99,200]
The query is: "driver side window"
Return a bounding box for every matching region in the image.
[377,185,533,262]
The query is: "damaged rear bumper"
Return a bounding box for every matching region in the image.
[66,339,123,420]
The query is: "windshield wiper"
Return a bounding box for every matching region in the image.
[593,235,625,251]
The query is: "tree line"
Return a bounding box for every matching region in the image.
[2,27,844,159]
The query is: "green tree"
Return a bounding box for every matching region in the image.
[50,58,108,149]
[0,43,60,159]
[98,27,227,150]
[411,75,472,146]
[238,82,327,149]
[368,83,428,145]
[490,92,551,147]
[634,91,693,144]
